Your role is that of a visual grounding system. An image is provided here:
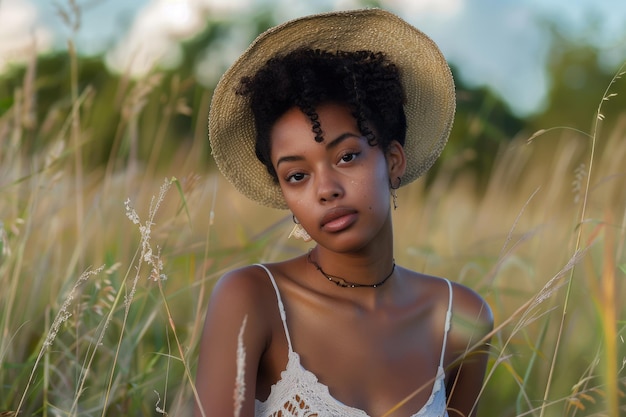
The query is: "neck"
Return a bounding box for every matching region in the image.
[308,245,395,288]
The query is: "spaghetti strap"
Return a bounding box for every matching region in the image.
[255,264,294,352]
[439,279,453,368]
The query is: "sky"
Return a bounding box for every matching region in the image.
[1,0,625,116]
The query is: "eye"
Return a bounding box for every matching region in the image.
[286,172,306,183]
[339,152,360,164]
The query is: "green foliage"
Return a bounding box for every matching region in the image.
[529,21,626,137]
[441,66,526,188]
[1,7,625,416]
[0,10,525,181]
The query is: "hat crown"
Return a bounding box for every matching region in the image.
[209,8,455,209]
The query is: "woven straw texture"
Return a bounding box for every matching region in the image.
[208,8,455,209]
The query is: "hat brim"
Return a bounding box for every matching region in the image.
[209,8,455,209]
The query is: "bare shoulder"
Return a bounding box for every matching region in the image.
[206,264,278,319]
[447,281,493,351]
[403,269,491,323]
[195,264,280,416]
[401,270,492,337]
[449,281,493,328]
[200,263,286,352]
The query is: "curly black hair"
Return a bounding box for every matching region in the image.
[237,48,407,182]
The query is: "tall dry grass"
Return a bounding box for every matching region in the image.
[391,66,626,416]
[0,18,624,416]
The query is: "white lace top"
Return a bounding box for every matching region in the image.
[254,264,453,417]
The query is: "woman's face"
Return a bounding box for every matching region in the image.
[270,102,406,252]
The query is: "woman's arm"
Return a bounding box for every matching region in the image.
[446,283,494,417]
[194,268,271,417]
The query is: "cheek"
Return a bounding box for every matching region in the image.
[280,186,308,212]
[354,177,388,210]
[370,159,392,189]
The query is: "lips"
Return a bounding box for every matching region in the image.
[320,207,358,232]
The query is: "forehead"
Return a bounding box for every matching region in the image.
[270,102,359,144]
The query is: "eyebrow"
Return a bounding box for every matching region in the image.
[275,133,362,167]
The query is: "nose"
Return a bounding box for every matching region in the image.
[316,168,344,203]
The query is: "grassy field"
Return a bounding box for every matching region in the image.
[0,49,625,416]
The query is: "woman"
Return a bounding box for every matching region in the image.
[196,9,493,417]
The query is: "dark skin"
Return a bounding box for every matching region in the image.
[195,103,493,417]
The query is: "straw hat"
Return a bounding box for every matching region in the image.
[208,8,455,209]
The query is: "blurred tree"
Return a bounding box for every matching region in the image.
[439,65,526,188]
[0,53,120,158]
[528,22,626,140]
[10,4,623,182]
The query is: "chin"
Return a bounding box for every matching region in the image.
[320,233,374,254]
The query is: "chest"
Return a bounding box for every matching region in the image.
[261,295,448,416]
[256,351,448,417]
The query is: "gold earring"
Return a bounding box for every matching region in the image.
[390,177,401,210]
[289,215,312,241]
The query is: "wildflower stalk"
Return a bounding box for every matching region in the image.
[600,215,618,417]
[539,62,625,417]
[97,178,174,415]
[234,316,248,417]
[157,278,207,417]
[14,265,104,415]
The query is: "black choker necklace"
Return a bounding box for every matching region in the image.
[307,252,395,288]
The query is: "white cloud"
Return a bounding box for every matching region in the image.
[0,0,53,72]
[88,0,624,114]
[386,0,550,115]
[195,23,256,87]
[106,0,253,77]
[202,0,252,14]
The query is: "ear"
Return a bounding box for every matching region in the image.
[385,140,406,180]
